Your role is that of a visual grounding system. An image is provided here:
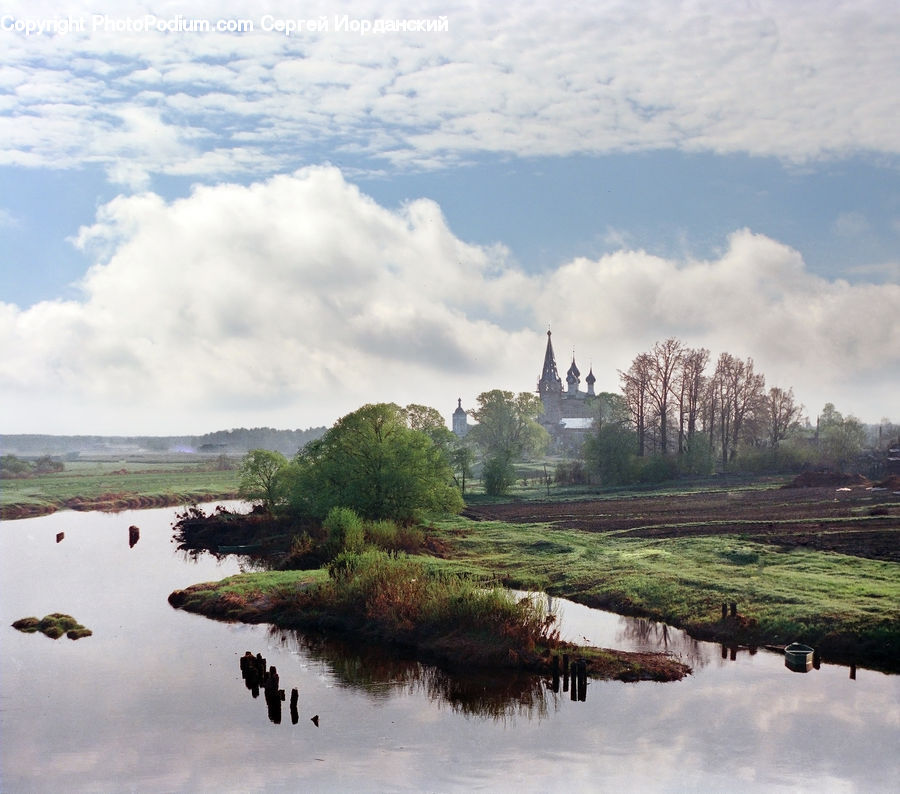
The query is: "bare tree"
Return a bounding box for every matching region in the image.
[764,386,803,447]
[644,338,684,455]
[676,347,710,455]
[620,353,652,456]
[712,353,765,466]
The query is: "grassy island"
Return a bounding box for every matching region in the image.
[13,613,93,640]
[168,551,691,682]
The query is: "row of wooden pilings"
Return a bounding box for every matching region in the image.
[240,651,307,725]
[550,653,588,701]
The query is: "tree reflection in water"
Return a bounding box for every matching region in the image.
[266,627,554,722]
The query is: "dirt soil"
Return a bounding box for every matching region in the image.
[462,484,900,562]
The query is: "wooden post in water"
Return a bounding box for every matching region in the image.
[56,532,64,543]
[721,644,727,659]
[721,602,727,620]
[577,660,587,701]
[850,664,856,680]
[563,653,570,692]
[570,661,578,701]
[551,655,560,692]
[128,525,140,548]
[290,689,299,724]
[730,602,737,617]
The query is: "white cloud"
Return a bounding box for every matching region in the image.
[0,168,897,433]
[1,1,898,179]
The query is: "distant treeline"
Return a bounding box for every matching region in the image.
[0,427,327,458]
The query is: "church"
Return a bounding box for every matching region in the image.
[536,330,597,451]
[452,330,597,452]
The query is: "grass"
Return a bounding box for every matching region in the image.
[428,515,900,669]
[169,551,690,680]
[1,460,239,519]
[13,613,92,640]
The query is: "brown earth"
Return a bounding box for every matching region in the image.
[462,483,900,562]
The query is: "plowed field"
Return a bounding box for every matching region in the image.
[463,484,900,562]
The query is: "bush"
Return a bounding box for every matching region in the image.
[320,549,560,660]
[324,506,365,554]
[365,519,399,549]
[483,454,515,496]
[636,454,678,484]
[554,460,589,485]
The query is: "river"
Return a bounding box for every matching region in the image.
[1,504,897,792]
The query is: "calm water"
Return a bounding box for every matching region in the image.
[1,505,897,792]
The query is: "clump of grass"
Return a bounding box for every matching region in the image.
[12,613,92,640]
[365,519,424,553]
[315,549,560,668]
[324,506,365,554]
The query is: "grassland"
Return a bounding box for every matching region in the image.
[0,459,239,520]
[430,484,900,670]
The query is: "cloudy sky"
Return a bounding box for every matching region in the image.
[1,0,898,435]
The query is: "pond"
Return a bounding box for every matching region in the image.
[2,504,897,791]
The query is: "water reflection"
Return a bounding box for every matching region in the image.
[3,505,898,792]
[265,628,556,722]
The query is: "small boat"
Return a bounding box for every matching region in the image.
[784,642,815,672]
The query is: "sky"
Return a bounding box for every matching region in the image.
[1,0,898,435]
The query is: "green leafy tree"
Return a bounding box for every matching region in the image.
[238,449,288,511]
[287,403,463,522]
[482,452,516,496]
[404,403,455,452]
[449,439,476,494]
[583,422,638,485]
[468,390,548,460]
[818,403,867,472]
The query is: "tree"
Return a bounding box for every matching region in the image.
[711,353,765,466]
[404,403,455,452]
[467,390,548,460]
[676,347,709,456]
[448,440,475,494]
[582,421,637,485]
[818,403,867,472]
[482,453,516,496]
[644,338,684,455]
[238,449,289,511]
[286,403,463,522]
[620,353,651,456]
[764,386,803,447]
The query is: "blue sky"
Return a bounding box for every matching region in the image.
[1,1,898,434]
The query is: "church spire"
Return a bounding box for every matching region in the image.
[538,329,562,394]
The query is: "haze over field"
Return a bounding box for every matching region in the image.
[1,1,898,434]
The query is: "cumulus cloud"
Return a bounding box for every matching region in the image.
[0,167,896,432]
[1,0,898,179]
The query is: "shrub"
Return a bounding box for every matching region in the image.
[483,454,515,496]
[554,460,590,485]
[636,454,678,484]
[365,519,425,553]
[324,506,365,554]
[365,519,399,549]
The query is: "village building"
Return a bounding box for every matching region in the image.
[536,330,597,451]
[451,331,597,450]
[451,398,469,438]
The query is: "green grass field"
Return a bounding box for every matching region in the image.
[1,459,239,518]
[427,514,899,668]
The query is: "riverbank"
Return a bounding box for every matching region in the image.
[435,483,900,672]
[0,464,239,520]
[168,566,691,682]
